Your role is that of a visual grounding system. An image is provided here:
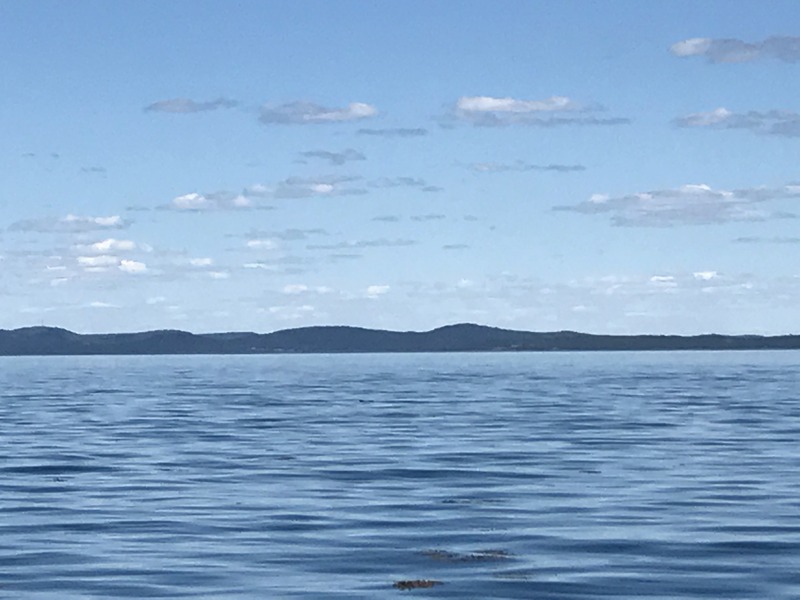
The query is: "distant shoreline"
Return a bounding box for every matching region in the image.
[2,323,800,356]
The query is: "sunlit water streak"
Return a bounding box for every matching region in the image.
[1,351,799,598]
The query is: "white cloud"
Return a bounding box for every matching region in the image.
[189,257,214,266]
[77,255,119,267]
[649,275,677,287]
[281,284,333,295]
[675,107,800,138]
[231,194,253,207]
[366,284,390,298]
[470,161,585,173]
[168,177,366,211]
[274,175,366,199]
[670,37,713,57]
[10,214,129,233]
[452,95,629,127]
[693,271,718,281]
[670,36,800,63]
[246,239,278,250]
[119,259,147,273]
[88,238,136,253]
[209,271,229,279]
[66,214,123,228]
[172,193,211,210]
[170,191,260,211]
[282,284,309,294]
[259,101,377,125]
[457,95,578,113]
[676,107,733,127]
[89,301,117,308]
[556,182,800,226]
[146,296,166,304]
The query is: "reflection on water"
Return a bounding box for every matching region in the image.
[1,352,800,598]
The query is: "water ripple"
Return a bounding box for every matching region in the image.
[1,351,799,598]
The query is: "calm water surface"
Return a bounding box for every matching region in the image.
[1,352,799,599]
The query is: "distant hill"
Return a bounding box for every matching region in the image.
[1,323,800,355]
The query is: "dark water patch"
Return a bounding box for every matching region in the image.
[2,463,118,475]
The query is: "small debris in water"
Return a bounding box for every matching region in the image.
[422,548,512,562]
[393,579,443,590]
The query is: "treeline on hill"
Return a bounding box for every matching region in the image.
[2,323,800,355]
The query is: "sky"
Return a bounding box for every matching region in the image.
[2,0,800,335]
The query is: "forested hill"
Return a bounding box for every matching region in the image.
[2,324,800,355]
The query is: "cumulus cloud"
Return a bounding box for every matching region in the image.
[170,191,259,211]
[9,214,130,233]
[555,183,800,227]
[77,255,119,268]
[168,177,368,211]
[85,238,136,253]
[670,36,800,63]
[675,107,800,137]
[693,271,718,281]
[144,97,238,113]
[299,149,365,166]
[650,275,677,287]
[451,95,629,127]
[246,239,278,250]
[259,101,377,125]
[357,127,428,137]
[470,161,586,173]
[459,95,580,113]
[119,259,147,273]
[275,175,366,199]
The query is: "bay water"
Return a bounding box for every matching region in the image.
[1,351,799,598]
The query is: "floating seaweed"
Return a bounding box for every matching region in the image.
[393,579,443,590]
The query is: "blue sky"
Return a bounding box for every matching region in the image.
[2,0,800,334]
